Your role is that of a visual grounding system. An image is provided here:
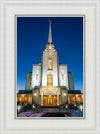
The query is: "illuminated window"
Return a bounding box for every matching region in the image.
[48,60,52,70]
[62,74,64,80]
[47,74,53,86]
[48,51,52,70]
[49,51,52,59]
[25,96,27,101]
[36,74,38,80]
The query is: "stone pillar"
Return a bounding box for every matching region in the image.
[57,92,59,106]
[41,92,43,106]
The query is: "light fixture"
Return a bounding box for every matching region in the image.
[79,105,83,111]
[34,93,37,96]
[65,105,68,109]
[17,105,21,112]
[63,93,66,96]
[32,105,36,108]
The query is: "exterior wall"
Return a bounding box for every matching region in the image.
[68,94,83,104]
[25,72,32,90]
[68,90,81,94]
[31,64,41,89]
[68,72,74,90]
[52,52,59,86]
[40,86,60,95]
[32,88,40,105]
[42,49,59,86]
[17,93,83,105]
[61,88,68,105]
[59,65,68,89]
[42,51,48,86]
[17,94,32,104]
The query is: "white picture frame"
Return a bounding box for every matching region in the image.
[0,0,100,134]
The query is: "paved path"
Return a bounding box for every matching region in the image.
[17,111,45,117]
[17,109,83,117]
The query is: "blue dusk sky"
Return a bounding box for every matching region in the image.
[17,17,83,93]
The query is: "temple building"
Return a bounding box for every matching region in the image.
[68,72,74,90]
[17,20,83,108]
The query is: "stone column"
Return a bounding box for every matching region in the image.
[57,92,59,106]
[41,92,43,106]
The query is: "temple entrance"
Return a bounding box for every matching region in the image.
[47,96,52,105]
[39,95,61,106]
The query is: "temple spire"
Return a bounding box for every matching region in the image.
[48,19,52,44]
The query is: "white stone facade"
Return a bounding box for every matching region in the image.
[31,56,69,89]
[52,51,59,86]
[31,64,41,89]
[31,21,69,91]
[42,48,59,86]
[41,51,48,86]
[59,65,68,89]
[40,86,60,95]
[24,20,75,107]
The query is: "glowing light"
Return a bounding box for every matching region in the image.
[49,45,52,49]
[79,105,83,111]
[63,93,66,96]
[34,93,37,96]
[65,105,68,109]
[32,105,36,108]
[17,105,21,112]
[49,95,51,98]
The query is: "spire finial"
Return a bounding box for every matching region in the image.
[49,19,51,24]
[48,19,52,44]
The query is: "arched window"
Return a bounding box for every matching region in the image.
[48,51,52,70]
[36,74,38,80]
[48,60,52,70]
[62,74,64,80]
[47,74,53,86]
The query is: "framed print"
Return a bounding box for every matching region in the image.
[0,0,100,134]
[17,16,84,118]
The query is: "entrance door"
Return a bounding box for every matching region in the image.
[47,97,53,105]
[39,95,61,106]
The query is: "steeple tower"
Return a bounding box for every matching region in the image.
[44,19,56,51]
[48,19,52,44]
